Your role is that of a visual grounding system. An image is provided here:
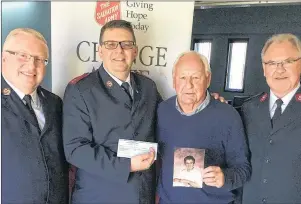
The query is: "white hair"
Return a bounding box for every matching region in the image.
[3,28,49,58]
[172,51,211,74]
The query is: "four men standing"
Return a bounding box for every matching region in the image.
[2,20,301,204]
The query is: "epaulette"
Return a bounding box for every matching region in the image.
[69,73,89,84]
[131,70,150,78]
[244,92,266,103]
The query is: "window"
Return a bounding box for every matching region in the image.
[194,40,212,63]
[225,40,248,92]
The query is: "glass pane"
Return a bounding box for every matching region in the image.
[194,41,212,63]
[225,41,248,91]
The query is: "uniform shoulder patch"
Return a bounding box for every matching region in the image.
[69,73,89,84]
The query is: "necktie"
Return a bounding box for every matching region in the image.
[121,82,133,102]
[271,98,283,127]
[23,94,40,131]
[23,95,34,111]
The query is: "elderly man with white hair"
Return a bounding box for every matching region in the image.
[156,51,251,204]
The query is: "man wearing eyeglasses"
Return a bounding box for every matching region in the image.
[1,28,68,203]
[242,33,301,203]
[63,20,162,204]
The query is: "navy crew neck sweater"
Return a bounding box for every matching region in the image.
[157,96,251,204]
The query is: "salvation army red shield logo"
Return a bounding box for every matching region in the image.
[95,1,121,26]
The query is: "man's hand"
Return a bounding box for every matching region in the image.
[211,93,227,104]
[178,179,191,185]
[130,148,155,172]
[203,166,225,188]
[173,178,189,184]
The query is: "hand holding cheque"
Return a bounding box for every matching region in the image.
[117,139,157,172]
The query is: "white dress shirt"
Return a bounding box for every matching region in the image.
[3,76,45,130]
[174,167,202,188]
[103,68,134,98]
[269,83,300,118]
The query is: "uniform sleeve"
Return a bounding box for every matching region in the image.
[157,91,163,104]
[222,109,251,191]
[62,83,131,183]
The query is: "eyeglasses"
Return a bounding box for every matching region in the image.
[5,50,48,66]
[263,57,301,69]
[101,41,136,50]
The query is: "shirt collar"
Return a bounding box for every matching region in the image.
[103,67,131,86]
[175,91,211,116]
[3,75,39,107]
[269,83,300,108]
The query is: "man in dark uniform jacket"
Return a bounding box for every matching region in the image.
[242,33,301,203]
[1,28,68,203]
[63,20,162,204]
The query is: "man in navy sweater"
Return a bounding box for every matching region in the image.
[157,51,251,203]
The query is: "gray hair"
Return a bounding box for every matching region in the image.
[261,33,301,59]
[3,28,49,57]
[99,20,136,44]
[173,51,211,74]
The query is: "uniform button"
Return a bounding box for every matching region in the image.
[269,139,273,144]
[262,198,267,203]
[265,158,270,163]
[263,178,268,183]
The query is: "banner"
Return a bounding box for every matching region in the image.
[51,1,194,99]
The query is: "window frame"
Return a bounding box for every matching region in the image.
[193,38,213,64]
[224,39,249,93]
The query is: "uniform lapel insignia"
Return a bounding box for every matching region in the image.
[260,93,268,102]
[295,93,301,102]
[106,80,113,88]
[2,88,11,95]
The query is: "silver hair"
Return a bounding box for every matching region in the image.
[261,33,301,59]
[172,51,211,74]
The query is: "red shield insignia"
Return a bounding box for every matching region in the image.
[95,1,121,26]
[260,93,268,102]
[295,94,301,102]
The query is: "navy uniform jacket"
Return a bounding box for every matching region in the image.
[63,66,162,204]
[242,86,301,204]
[1,77,69,204]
